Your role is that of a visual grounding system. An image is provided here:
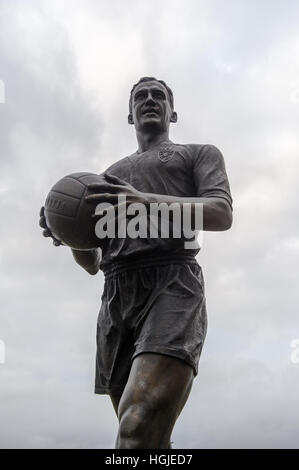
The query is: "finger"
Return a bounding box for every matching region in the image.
[104,173,126,186]
[40,206,45,217]
[87,183,120,193]
[91,204,127,220]
[91,209,117,220]
[85,193,119,203]
[43,229,51,237]
[53,239,61,246]
[91,213,106,221]
[39,216,47,229]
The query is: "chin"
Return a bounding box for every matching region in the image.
[141,121,163,132]
[140,116,162,127]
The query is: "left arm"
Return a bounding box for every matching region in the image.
[139,192,232,231]
[86,176,232,232]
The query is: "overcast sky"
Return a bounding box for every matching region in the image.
[0,0,299,449]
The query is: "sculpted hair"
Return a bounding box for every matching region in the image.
[129,77,174,113]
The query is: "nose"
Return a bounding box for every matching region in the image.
[145,92,155,105]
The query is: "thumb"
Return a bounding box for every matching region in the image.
[104,173,126,186]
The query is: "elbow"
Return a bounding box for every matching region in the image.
[86,266,99,276]
[218,200,233,231]
[222,211,233,231]
[222,208,233,231]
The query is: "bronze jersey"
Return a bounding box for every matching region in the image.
[99,141,233,268]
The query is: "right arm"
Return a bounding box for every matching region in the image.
[39,206,101,275]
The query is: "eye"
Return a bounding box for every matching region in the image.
[134,91,146,101]
[153,91,165,99]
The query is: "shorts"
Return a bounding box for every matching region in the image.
[94,254,207,396]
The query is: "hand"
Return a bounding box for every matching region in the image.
[85,173,146,206]
[39,206,63,246]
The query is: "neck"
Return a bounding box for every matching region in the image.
[135,130,171,154]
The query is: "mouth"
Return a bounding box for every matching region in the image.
[142,109,159,116]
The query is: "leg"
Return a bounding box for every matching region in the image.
[110,394,121,416]
[116,353,194,449]
[110,393,174,448]
[109,394,122,448]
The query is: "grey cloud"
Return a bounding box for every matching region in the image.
[0,0,299,449]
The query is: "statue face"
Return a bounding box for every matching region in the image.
[129,80,177,132]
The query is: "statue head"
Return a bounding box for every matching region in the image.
[128,77,177,130]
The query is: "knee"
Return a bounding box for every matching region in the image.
[118,403,152,445]
[117,395,173,449]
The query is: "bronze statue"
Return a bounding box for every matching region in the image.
[39,77,233,449]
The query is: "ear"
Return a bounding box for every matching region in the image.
[128,114,134,125]
[170,111,177,123]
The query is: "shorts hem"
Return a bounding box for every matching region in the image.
[94,386,124,396]
[132,346,199,376]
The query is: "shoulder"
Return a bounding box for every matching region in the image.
[172,142,222,154]
[104,155,134,176]
[191,143,223,157]
[99,155,134,184]
[197,144,225,163]
[170,142,203,160]
[173,142,224,166]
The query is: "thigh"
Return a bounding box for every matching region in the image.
[132,263,207,377]
[118,353,194,426]
[95,277,135,396]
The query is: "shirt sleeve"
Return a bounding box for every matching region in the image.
[192,144,233,209]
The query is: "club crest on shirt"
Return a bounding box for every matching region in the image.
[158,145,175,163]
